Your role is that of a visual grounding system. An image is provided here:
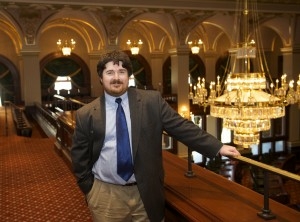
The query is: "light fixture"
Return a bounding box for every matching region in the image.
[54,76,72,94]
[180,106,188,118]
[126,39,143,55]
[128,74,136,87]
[188,0,300,148]
[56,19,75,56]
[188,39,203,54]
[57,38,76,56]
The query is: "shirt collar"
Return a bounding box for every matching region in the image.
[104,91,128,106]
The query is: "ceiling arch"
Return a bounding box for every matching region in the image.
[119,13,177,54]
[0,12,23,53]
[38,10,106,53]
[262,15,293,47]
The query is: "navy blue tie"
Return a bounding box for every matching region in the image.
[115,98,133,181]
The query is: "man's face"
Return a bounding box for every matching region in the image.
[100,61,129,97]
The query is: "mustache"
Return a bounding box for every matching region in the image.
[111,79,123,84]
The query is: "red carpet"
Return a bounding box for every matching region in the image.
[0,135,92,221]
[0,107,92,222]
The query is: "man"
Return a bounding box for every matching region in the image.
[71,50,240,222]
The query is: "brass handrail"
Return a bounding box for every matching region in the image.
[53,94,67,100]
[4,100,24,111]
[232,155,300,182]
[69,98,86,106]
[184,150,299,220]
[230,154,300,219]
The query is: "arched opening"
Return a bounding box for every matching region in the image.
[124,50,153,89]
[40,53,91,102]
[162,53,206,95]
[0,56,21,105]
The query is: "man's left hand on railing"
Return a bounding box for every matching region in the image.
[219,145,241,157]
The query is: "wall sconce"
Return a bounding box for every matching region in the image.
[188,39,203,54]
[180,105,188,119]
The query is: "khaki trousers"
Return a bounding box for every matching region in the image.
[86,179,150,222]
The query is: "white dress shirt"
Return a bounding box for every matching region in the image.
[92,92,136,185]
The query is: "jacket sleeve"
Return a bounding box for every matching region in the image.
[159,94,223,158]
[71,109,94,194]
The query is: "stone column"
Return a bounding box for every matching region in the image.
[203,50,218,82]
[203,50,219,138]
[89,53,103,97]
[19,49,41,107]
[169,46,190,158]
[150,51,164,92]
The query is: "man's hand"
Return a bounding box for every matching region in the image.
[219,145,240,157]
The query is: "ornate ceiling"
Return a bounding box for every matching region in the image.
[1,0,300,12]
[0,0,299,54]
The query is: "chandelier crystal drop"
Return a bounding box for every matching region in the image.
[188,0,300,148]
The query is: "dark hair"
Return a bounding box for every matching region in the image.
[97,50,132,77]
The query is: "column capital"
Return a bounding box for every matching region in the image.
[88,52,103,60]
[281,46,300,54]
[150,51,164,59]
[168,46,190,56]
[19,49,40,56]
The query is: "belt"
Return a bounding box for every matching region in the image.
[97,179,137,187]
[123,182,137,186]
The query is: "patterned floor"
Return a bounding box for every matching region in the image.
[0,107,92,222]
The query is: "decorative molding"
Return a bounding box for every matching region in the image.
[173,11,214,46]
[1,1,300,12]
[3,5,56,45]
[281,46,300,54]
[168,45,190,55]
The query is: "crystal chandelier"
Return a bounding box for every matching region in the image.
[188,0,300,148]
[188,39,203,54]
[126,39,143,55]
